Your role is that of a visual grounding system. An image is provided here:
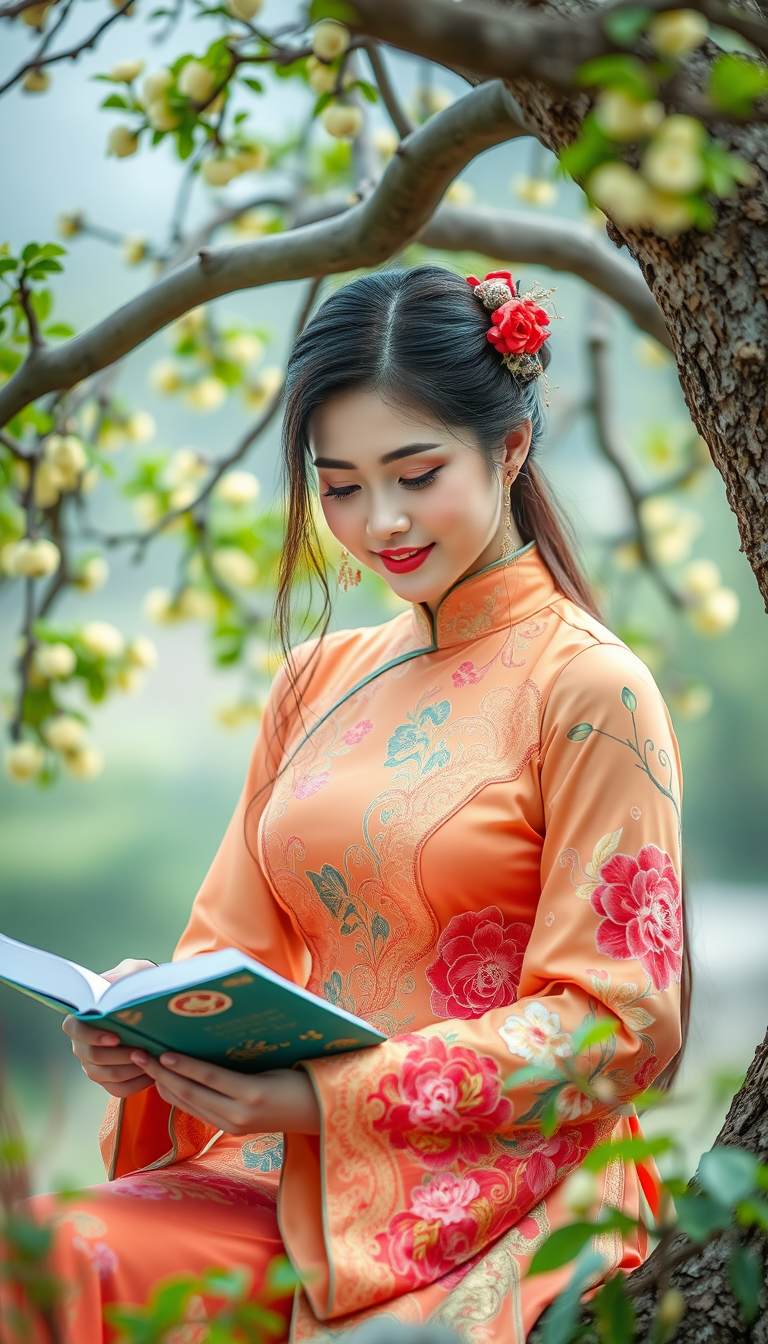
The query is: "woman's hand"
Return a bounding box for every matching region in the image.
[62,958,157,1098]
[130,1050,321,1136]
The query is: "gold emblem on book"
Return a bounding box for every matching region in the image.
[168,990,233,1018]
[324,1037,361,1050]
[299,1030,323,1041]
[222,973,255,988]
[226,1039,279,1060]
[114,1009,143,1026]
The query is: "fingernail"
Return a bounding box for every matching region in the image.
[160,1053,179,1066]
[100,1033,120,1046]
[131,1050,149,1065]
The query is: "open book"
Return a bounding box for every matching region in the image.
[0,933,385,1072]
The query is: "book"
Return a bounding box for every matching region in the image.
[0,933,386,1073]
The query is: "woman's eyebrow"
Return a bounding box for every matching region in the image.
[312,442,441,470]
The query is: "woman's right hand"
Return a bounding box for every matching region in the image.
[62,958,157,1098]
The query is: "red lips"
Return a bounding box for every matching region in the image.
[377,544,435,574]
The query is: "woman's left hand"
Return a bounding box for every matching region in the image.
[131,1050,320,1135]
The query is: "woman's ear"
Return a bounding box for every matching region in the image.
[502,420,532,473]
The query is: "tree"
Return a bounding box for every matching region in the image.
[1,0,767,1336]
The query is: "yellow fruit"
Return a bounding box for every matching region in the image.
[111,59,144,82]
[80,620,125,658]
[312,19,350,61]
[23,69,50,93]
[177,587,216,619]
[34,461,63,508]
[21,1,51,27]
[643,140,704,194]
[233,144,268,174]
[125,410,156,443]
[164,447,207,487]
[169,481,198,511]
[639,495,678,532]
[595,90,665,141]
[143,587,178,623]
[186,376,227,411]
[127,635,158,668]
[657,1288,686,1328]
[672,683,713,719]
[216,470,260,506]
[225,0,262,19]
[321,102,363,140]
[649,9,707,57]
[178,61,215,103]
[75,555,109,592]
[133,493,163,527]
[107,125,139,158]
[588,162,654,227]
[5,741,45,783]
[307,56,337,95]
[9,538,61,578]
[142,69,173,103]
[690,586,740,635]
[43,715,86,752]
[115,667,145,693]
[122,234,147,265]
[149,358,182,394]
[200,91,226,121]
[446,180,475,205]
[681,558,721,597]
[46,434,87,489]
[514,176,557,207]
[211,546,258,587]
[63,745,104,780]
[223,333,263,366]
[171,306,206,340]
[33,642,76,679]
[57,211,85,238]
[201,157,240,186]
[373,128,398,160]
[146,98,180,132]
[654,114,706,149]
[243,364,283,409]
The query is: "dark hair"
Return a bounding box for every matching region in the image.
[274,263,690,1088]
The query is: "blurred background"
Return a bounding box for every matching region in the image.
[1,0,766,1193]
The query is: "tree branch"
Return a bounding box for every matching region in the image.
[421,204,671,347]
[362,40,416,139]
[0,0,133,98]
[0,80,528,427]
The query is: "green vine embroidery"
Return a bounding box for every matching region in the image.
[567,686,681,840]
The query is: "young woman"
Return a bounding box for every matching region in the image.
[32,266,687,1342]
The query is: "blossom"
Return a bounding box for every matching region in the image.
[369,1034,512,1170]
[426,906,531,1019]
[466,270,516,294]
[512,1126,598,1201]
[410,1173,481,1227]
[499,1001,573,1068]
[487,298,550,357]
[633,1055,659,1090]
[293,771,331,799]
[342,719,373,746]
[590,844,683,992]
[555,1084,594,1122]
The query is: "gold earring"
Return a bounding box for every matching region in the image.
[500,469,517,559]
[337,546,361,591]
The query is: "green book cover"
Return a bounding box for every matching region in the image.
[0,934,386,1073]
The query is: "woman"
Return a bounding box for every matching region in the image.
[33,266,687,1342]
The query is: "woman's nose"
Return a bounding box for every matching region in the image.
[365,500,410,541]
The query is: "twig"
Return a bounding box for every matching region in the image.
[0,0,133,97]
[10,455,41,742]
[362,40,415,138]
[16,274,44,350]
[0,429,31,460]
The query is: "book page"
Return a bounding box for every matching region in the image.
[99,948,247,1011]
[0,933,109,1011]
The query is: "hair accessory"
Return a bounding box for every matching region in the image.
[337,546,361,591]
[467,270,553,384]
[500,466,518,559]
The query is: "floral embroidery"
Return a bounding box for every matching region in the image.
[72,1237,118,1280]
[410,1172,481,1226]
[451,619,549,688]
[383,692,451,782]
[241,1134,284,1171]
[426,906,531,1020]
[342,718,373,745]
[294,770,331,799]
[555,1084,594,1121]
[369,1034,512,1170]
[590,843,682,991]
[499,1002,573,1069]
[586,968,656,1044]
[633,1054,658,1090]
[502,1125,599,1200]
[560,828,624,902]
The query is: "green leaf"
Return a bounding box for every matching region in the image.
[675,1192,732,1241]
[505,1064,563,1089]
[698,1147,759,1206]
[709,53,768,117]
[541,1250,608,1344]
[309,0,358,20]
[0,257,18,275]
[572,1016,618,1054]
[177,125,196,160]
[349,78,378,103]
[101,92,130,109]
[43,323,74,339]
[729,1242,762,1323]
[567,723,593,742]
[621,686,638,712]
[602,6,651,47]
[21,242,41,264]
[313,90,334,116]
[593,1271,636,1344]
[27,259,63,275]
[736,1195,768,1233]
[242,76,263,94]
[583,1134,673,1172]
[577,54,656,100]
[34,243,66,259]
[528,1221,598,1275]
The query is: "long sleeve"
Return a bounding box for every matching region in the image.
[279,639,683,1317]
[101,664,311,1179]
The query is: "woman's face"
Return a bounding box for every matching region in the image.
[311,389,532,611]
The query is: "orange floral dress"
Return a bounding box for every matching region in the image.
[26,543,684,1343]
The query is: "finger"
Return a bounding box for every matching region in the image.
[100,959,156,983]
[81,1063,151,1084]
[73,1044,142,1067]
[137,1057,247,1131]
[153,1080,226,1130]
[62,1016,120,1047]
[153,1052,250,1100]
[105,1075,156,1099]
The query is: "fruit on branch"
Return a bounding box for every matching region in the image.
[45,434,87,491]
[202,157,240,186]
[243,365,283,409]
[80,620,125,659]
[111,60,144,83]
[107,125,139,158]
[233,144,269,173]
[680,558,721,598]
[23,70,51,94]
[211,546,258,587]
[223,333,263,366]
[146,98,181,132]
[215,470,260,506]
[122,235,148,266]
[149,359,182,394]
[62,744,104,780]
[514,176,557,206]
[185,375,227,410]
[689,585,740,635]
[588,162,655,227]
[74,556,109,593]
[3,538,61,579]
[4,742,44,784]
[647,8,708,57]
[312,20,351,62]
[126,636,158,669]
[142,69,173,104]
[307,57,338,95]
[224,0,262,21]
[42,716,86,752]
[20,1,52,28]
[321,102,364,140]
[32,643,76,679]
[643,139,705,195]
[178,61,216,104]
[594,91,664,141]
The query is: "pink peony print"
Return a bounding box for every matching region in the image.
[293,770,331,800]
[369,1034,512,1170]
[633,1054,659,1090]
[451,661,482,688]
[410,1172,481,1226]
[426,906,531,1019]
[342,719,373,746]
[590,844,682,992]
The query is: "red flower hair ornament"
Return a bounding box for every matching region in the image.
[466,270,552,383]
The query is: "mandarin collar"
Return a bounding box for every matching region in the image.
[410,542,557,649]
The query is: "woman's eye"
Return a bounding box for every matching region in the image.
[323,483,359,500]
[401,467,441,491]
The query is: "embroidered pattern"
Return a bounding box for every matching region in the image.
[426,906,531,1020]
